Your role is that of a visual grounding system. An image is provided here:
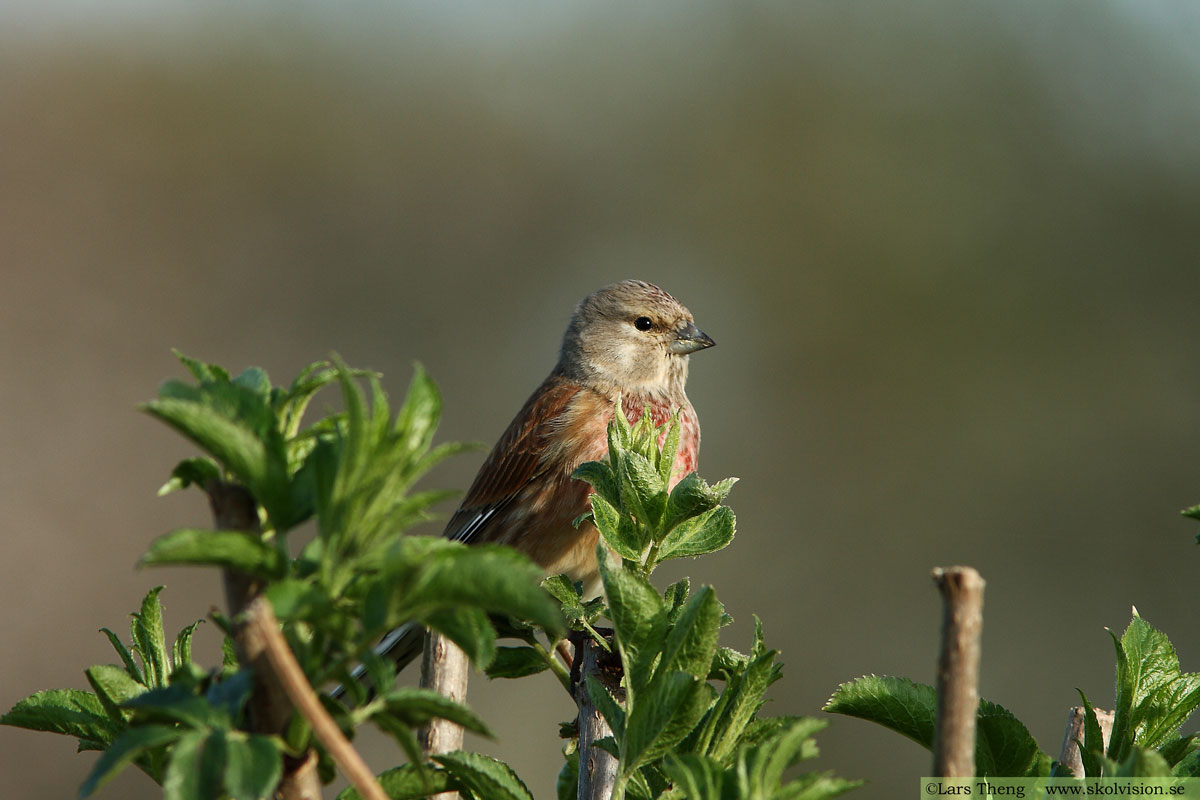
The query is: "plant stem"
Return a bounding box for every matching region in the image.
[931,565,985,778]
[419,629,468,800]
[576,636,621,800]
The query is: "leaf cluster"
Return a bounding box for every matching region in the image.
[572,398,736,574]
[3,354,564,798]
[1,588,280,800]
[824,612,1200,778]
[554,403,857,800]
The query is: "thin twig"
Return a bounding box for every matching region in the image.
[245,597,388,800]
[931,566,986,778]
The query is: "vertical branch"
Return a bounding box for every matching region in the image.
[931,566,985,778]
[207,481,321,800]
[1057,706,1114,777]
[576,637,620,800]
[419,629,469,800]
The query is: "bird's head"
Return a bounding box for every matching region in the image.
[558,279,715,398]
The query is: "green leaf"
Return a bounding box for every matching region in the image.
[664,753,724,800]
[598,553,667,692]
[1108,614,1200,762]
[99,628,144,682]
[79,724,181,797]
[163,729,226,800]
[158,458,222,497]
[659,586,721,682]
[1182,504,1200,521]
[622,672,701,773]
[485,647,549,679]
[824,675,1050,777]
[572,461,620,508]
[1,689,116,743]
[383,539,564,639]
[132,586,171,689]
[694,634,779,764]
[657,507,735,562]
[433,751,535,800]
[619,451,667,530]
[1115,746,1173,777]
[86,664,147,720]
[142,381,291,530]
[590,494,642,562]
[337,764,455,800]
[657,412,682,485]
[172,620,203,669]
[140,529,285,578]
[122,685,225,729]
[173,350,229,383]
[265,579,330,621]
[380,688,493,737]
[556,751,580,800]
[1076,691,1105,777]
[223,732,283,800]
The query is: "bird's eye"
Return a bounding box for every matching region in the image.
[634,316,654,332]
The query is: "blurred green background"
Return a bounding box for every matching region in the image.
[3,2,1200,797]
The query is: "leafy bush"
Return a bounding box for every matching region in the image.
[2,355,851,800]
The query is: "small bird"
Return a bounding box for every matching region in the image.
[359,280,714,683]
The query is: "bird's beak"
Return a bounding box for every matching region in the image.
[668,321,716,354]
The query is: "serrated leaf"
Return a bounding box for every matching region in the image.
[1077,690,1105,777]
[658,506,735,562]
[485,647,549,679]
[590,494,642,562]
[695,639,779,764]
[132,586,171,688]
[163,729,225,800]
[620,451,667,530]
[79,724,180,797]
[337,764,454,800]
[223,732,282,800]
[599,554,667,692]
[1108,615,1200,762]
[99,628,144,683]
[384,539,564,640]
[86,664,147,720]
[380,688,493,737]
[657,412,682,484]
[824,675,1050,777]
[622,671,699,773]
[140,529,284,578]
[572,460,620,508]
[172,620,203,669]
[660,474,737,537]
[142,383,291,531]
[659,586,721,683]
[434,751,535,800]
[122,685,225,729]
[1,689,116,743]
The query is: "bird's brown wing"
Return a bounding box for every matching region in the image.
[443,375,582,545]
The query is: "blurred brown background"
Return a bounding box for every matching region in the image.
[3,2,1200,797]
